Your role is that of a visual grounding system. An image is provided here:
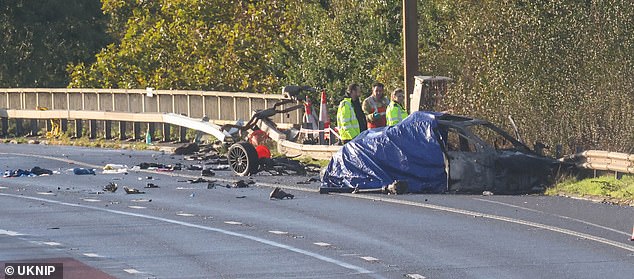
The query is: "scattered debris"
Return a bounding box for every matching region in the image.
[103,182,118,192]
[232,180,253,188]
[173,143,200,155]
[270,187,294,199]
[102,164,128,174]
[296,176,320,184]
[382,180,409,195]
[124,187,145,194]
[236,196,246,199]
[187,165,203,171]
[187,177,210,184]
[145,183,159,188]
[3,166,54,177]
[73,168,96,175]
[482,191,494,196]
[201,169,215,177]
[137,162,182,171]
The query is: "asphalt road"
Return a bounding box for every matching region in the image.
[1,143,633,279]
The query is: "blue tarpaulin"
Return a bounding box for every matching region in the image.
[321,111,447,193]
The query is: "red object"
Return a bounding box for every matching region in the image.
[319,89,330,129]
[367,106,387,129]
[256,145,271,159]
[248,130,269,146]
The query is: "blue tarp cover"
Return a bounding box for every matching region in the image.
[321,111,447,193]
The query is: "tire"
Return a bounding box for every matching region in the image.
[227,142,259,176]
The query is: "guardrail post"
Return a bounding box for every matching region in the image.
[148,123,155,141]
[61,119,68,134]
[74,120,83,138]
[1,117,8,137]
[133,122,141,140]
[119,121,127,140]
[15,119,24,137]
[104,120,112,139]
[179,126,187,143]
[89,120,97,139]
[29,119,38,136]
[162,123,170,142]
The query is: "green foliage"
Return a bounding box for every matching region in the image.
[0,0,110,87]
[546,175,634,202]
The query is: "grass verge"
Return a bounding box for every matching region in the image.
[546,175,634,206]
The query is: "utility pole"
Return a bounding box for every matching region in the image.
[403,0,418,111]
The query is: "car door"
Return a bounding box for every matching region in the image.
[439,126,496,193]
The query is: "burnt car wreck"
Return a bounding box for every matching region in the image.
[320,112,568,194]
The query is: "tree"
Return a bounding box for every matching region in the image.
[0,0,109,87]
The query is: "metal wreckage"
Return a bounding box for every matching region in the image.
[207,79,571,195]
[319,111,573,194]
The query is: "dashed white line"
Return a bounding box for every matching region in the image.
[0,186,7,189]
[42,241,61,246]
[360,256,379,262]
[224,221,242,225]
[177,213,195,217]
[36,192,55,195]
[82,198,101,202]
[406,274,426,279]
[128,206,146,209]
[268,230,288,235]
[313,242,331,247]
[83,253,102,258]
[123,268,141,274]
[0,229,24,236]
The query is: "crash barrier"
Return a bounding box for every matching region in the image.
[0,88,302,139]
[298,127,341,145]
[564,150,634,175]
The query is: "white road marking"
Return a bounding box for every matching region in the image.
[177,213,195,217]
[83,253,101,258]
[269,230,288,235]
[224,221,242,225]
[0,186,7,189]
[0,193,378,277]
[406,274,426,279]
[474,198,631,236]
[314,242,331,247]
[123,268,141,274]
[0,229,24,236]
[340,193,634,253]
[360,256,379,262]
[128,206,146,209]
[82,198,101,202]
[42,241,61,246]
[36,192,55,195]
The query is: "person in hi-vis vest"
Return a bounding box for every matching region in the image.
[386,88,408,126]
[362,82,389,129]
[337,83,366,144]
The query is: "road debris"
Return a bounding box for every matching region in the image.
[382,180,409,195]
[270,187,294,199]
[124,186,145,194]
[73,168,96,175]
[103,182,118,192]
[145,183,159,188]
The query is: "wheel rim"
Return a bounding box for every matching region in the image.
[229,146,248,174]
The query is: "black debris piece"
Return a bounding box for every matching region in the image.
[103,182,118,192]
[145,183,159,188]
[382,180,409,195]
[188,177,210,184]
[173,143,200,155]
[201,169,215,177]
[187,165,203,171]
[124,186,145,194]
[269,187,294,199]
[233,180,250,188]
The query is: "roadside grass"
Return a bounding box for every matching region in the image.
[546,175,634,206]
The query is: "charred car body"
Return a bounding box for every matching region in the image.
[320,111,567,194]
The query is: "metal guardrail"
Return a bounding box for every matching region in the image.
[564,150,634,174]
[0,88,302,125]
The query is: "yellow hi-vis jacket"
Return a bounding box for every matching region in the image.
[386,101,408,126]
[337,98,360,141]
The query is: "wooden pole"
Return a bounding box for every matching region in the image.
[403,0,418,111]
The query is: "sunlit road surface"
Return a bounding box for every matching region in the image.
[1,143,633,279]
